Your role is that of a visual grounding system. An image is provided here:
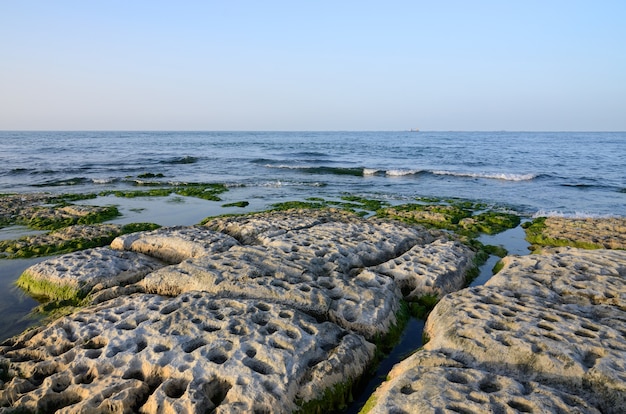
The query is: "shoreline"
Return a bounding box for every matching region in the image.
[1,191,625,412]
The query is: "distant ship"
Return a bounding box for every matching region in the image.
[410,128,419,132]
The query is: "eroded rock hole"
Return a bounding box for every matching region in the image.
[163,378,188,399]
[478,378,501,393]
[202,378,232,409]
[243,357,273,375]
[445,371,469,384]
[160,303,179,315]
[182,338,207,353]
[507,399,534,412]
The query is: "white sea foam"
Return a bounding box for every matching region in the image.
[92,178,116,184]
[433,170,536,181]
[532,210,618,219]
[385,169,422,177]
[363,168,380,176]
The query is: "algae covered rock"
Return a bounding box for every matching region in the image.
[524,216,626,249]
[17,247,166,301]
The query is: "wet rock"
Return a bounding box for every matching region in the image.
[0,293,375,413]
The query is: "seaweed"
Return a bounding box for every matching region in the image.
[26,205,121,230]
[221,201,250,208]
[377,199,520,238]
[0,222,160,259]
[523,217,604,250]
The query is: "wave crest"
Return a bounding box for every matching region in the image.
[433,170,536,181]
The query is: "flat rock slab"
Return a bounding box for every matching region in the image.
[0,293,375,413]
[111,225,240,263]
[489,247,626,308]
[536,217,626,249]
[367,351,600,414]
[0,224,125,259]
[367,247,626,413]
[141,245,401,340]
[18,247,166,300]
[372,239,475,299]
[204,208,353,245]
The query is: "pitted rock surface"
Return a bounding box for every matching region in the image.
[489,247,626,308]
[372,239,476,299]
[141,245,401,339]
[367,247,626,413]
[538,217,626,249]
[4,209,480,412]
[366,351,600,414]
[19,247,165,299]
[0,293,375,413]
[111,225,240,263]
[204,208,353,245]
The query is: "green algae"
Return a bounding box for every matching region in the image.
[377,199,520,238]
[221,201,250,208]
[296,380,356,414]
[26,205,121,231]
[523,217,604,250]
[0,223,160,259]
[99,182,228,201]
[16,271,84,303]
[271,195,390,216]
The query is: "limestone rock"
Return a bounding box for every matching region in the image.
[140,245,401,340]
[0,224,125,259]
[366,351,600,414]
[0,293,375,413]
[259,217,434,275]
[111,225,239,264]
[489,247,626,308]
[536,217,626,249]
[204,208,351,244]
[372,239,476,299]
[18,247,165,300]
[368,247,626,413]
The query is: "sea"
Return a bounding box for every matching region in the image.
[1,130,625,218]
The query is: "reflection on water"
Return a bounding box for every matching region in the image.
[0,257,48,341]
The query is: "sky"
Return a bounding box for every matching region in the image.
[1,1,625,131]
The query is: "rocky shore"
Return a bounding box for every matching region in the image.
[0,209,475,412]
[1,206,625,413]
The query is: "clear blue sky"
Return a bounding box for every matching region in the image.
[1,1,625,131]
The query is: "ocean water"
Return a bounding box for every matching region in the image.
[1,130,625,217]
